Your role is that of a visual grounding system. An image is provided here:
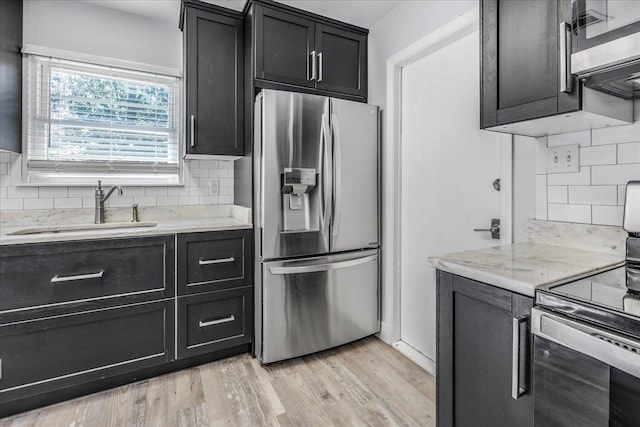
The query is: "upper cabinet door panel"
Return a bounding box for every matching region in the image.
[254,6,315,88]
[481,0,580,128]
[315,24,367,98]
[185,7,243,156]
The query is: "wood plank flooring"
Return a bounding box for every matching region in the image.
[0,337,436,427]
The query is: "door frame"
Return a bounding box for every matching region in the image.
[379,7,513,372]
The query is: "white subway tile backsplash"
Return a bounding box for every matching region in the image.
[7,186,38,199]
[178,196,199,206]
[54,198,82,209]
[24,198,54,210]
[156,196,179,206]
[579,145,616,166]
[535,175,547,220]
[592,121,640,145]
[39,187,68,198]
[547,186,567,203]
[568,186,617,205]
[592,205,624,226]
[0,199,23,211]
[0,155,235,211]
[218,195,234,204]
[537,121,640,227]
[547,166,591,185]
[591,164,640,185]
[548,130,591,147]
[618,142,640,164]
[548,203,591,223]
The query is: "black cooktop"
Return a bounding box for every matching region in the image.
[542,266,640,317]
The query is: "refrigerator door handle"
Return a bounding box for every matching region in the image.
[268,254,377,275]
[321,113,332,235]
[331,113,342,239]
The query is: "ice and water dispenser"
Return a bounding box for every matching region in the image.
[281,167,317,232]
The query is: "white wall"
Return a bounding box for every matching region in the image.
[368,0,477,109]
[23,0,181,71]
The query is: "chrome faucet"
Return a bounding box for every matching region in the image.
[95,180,123,224]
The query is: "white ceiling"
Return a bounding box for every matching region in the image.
[82,0,400,29]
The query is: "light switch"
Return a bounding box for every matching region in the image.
[547,144,580,174]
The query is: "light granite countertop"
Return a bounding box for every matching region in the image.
[0,205,252,245]
[428,220,627,297]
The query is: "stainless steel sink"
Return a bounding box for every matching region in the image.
[7,222,158,235]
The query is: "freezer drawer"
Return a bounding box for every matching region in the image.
[259,249,379,363]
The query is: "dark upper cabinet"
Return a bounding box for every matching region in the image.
[315,24,367,98]
[437,271,534,427]
[0,0,23,153]
[254,6,316,89]
[481,0,580,129]
[183,5,244,156]
[252,3,368,100]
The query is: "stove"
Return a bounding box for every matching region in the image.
[530,182,640,426]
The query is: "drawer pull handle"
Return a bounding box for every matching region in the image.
[199,257,235,266]
[51,271,104,283]
[199,315,235,327]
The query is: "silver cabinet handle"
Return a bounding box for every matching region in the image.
[559,22,572,93]
[199,315,235,327]
[190,115,196,147]
[269,254,377,275]
[318,52,323,82]
[512,316,528,400]
[51,271,104,283]
[199,257,234,266]
[310,51,317,81]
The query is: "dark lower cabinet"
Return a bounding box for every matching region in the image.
[0,229,253,418]
[183,3,244,156]
[0,300,174,404]
[437,271,534,427]
[177,286,252,359]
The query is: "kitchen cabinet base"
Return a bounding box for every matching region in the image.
[0,343,250,419]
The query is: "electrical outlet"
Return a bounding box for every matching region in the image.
[547,144,580,174]
[209,179,219,196]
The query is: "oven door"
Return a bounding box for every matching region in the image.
[531,308,640,426]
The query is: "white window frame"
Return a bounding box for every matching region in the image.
[21,45,184,186]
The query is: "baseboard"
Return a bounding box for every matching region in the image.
[392,340,437,376]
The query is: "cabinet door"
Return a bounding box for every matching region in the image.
[254,6,316,88]
[315,24,367,98]
[481,0,579,128]
[0,0,22,153]
[437,272,533,427]
[0,300,174,405]
[185,7,243,156]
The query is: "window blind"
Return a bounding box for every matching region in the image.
[25,55,181,183]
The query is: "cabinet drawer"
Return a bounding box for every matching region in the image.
[0,236,174,312]
[0,300,174,403]
[178,230,252,295]
[177,287,252,359]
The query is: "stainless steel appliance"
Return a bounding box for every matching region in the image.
[531,181,640,426]
[571,0,640,98]
[253,89,380,364]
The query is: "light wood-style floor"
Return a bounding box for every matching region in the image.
[0,337,436,427]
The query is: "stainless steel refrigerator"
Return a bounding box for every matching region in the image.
[254,89,380,364]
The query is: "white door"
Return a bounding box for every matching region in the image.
[399,29,508,367]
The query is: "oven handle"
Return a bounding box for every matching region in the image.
[531,308,640,379]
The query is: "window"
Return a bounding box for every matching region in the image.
[24,55,181,185]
